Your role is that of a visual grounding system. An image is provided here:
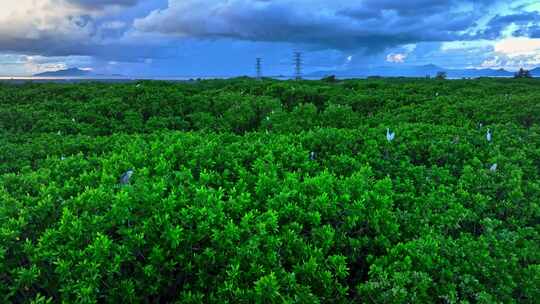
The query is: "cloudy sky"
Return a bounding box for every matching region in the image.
[1,0,540,76]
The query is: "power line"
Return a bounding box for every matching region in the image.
[294,51,303,80]
[256,57,262,79]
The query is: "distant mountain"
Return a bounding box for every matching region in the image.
[34,68,92,77]
[530,68,540,77]
[309,65,516,79]
[33,68,125,78]
[309,64,439,78]
[446,68,513,78]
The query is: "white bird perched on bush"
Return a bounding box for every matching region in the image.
[309,151,316,161]
[490,163,497,172]
[486,128,492,142]
[119,169,134,185]
[386,128,395,142]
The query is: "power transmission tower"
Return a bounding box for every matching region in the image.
[294,51,303,80]
[256,58,262,80]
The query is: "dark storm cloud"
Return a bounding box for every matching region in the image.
[1,0,540,74]
[529,27,540,38]
[0,0,157,61]
[0,34,170,63]
[134,0,498,52]
[340,0,456,17]
[483,11,540,39]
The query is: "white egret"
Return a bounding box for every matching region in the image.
[490,163,497,172]
[486,128,492,142]
[309,151,316,161]
[119,169,134,185]
[386,128,395,142]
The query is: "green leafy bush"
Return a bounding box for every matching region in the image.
[1,78,539,303]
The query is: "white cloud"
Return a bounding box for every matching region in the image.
[440,40,492,51]
[0,0,107,57]
[403,44,417,53]
[494,37,540,57]
[480,56,503,68]
[0,1,83,38]
[386,53,407,63]
[0,53,95,76]
[22,56,69,75]
[0,0,145,74]
[23,55,94,74]
[474,36,540,71]
[437,36,540,70]
[0,0,142,56]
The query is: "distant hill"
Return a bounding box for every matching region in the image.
[309,64,517,79]
[530,68,540,77]
[33,68,125,78]
[34,68,92,77]
[446,68,513,78]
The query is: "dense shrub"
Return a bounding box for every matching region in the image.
[0,78,539,303]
